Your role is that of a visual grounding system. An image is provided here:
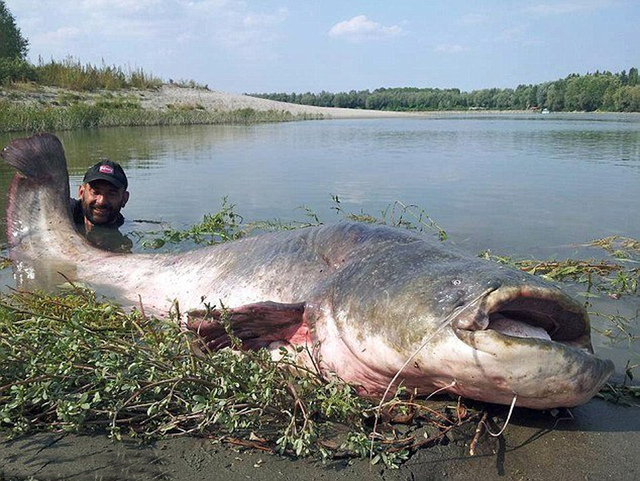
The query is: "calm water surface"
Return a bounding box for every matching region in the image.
[1,113,638,371]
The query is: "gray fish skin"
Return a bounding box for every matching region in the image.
[2,133,614,409]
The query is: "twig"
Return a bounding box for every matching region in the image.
[469,411,488,455]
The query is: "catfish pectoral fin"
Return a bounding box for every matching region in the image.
[186,301,308,351]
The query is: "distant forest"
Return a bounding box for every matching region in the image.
[249,68,640,113]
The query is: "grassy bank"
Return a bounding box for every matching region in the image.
[0,288,481,466]
[0,97,319,133]
[0,57,163,91]
[0,59,321,133]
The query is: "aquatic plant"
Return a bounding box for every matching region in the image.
[479,247,639,298]
[330,196,448,241]
[135,197,448,251]
[597,360,639,406]
[0,288,489,465]
[132,197,246,250]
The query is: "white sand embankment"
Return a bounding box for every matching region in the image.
[139,85,413,119]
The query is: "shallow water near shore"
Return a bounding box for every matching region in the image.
[1,113,638,249]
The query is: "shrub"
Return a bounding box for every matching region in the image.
[0,58,36,84]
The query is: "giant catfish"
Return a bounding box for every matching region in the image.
[2,133,614,409]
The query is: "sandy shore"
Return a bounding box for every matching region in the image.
[0,83,416,119]
[137,84,416,119]
[2,397,638,480]
[4,84,637,122]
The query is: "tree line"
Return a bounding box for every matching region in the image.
[250,69,640,113]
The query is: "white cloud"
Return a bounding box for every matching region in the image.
[498,25,527,41]
[35,26,82,43]
[526,1,611,15]
[243,8,287,28]
[22,0,281,47]
[434,44,468,54]
[81,0,163,13]
[9,0,290,76]
[460,13,490,25]
[328,15,403,42]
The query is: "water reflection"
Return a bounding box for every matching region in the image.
[1,115,639,253]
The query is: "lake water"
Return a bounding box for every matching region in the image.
[1,112,639,372]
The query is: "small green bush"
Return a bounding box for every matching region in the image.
[0,58,37,84]
[33,57,163,91]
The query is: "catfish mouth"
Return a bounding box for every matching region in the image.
[454,286,593,352]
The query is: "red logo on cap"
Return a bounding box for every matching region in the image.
[99,165,114,174]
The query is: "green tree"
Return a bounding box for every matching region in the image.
[252,68,639,113]
[545,81,565,111]
[613,85,640,111]
[494,89,514,110]
[0,0,28,59]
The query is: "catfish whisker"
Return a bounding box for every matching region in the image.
[483,393,517,437]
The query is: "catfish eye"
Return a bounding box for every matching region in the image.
[452,279,462,286]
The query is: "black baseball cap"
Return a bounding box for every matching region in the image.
[83,159,128,190]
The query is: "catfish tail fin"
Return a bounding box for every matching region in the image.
[2,133,70,187]
[1,133,74,249]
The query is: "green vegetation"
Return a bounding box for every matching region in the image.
[0,57,320,133]
[1,56,162,90]
[133,197,448,252]
[0,0,28,61]
[1,0,162,91]
[0,5,317,133]
[0,0,33,86]
[0,253,9,270]
[330,196,448,241]
[33,57,163,91]
[0,2,316,133]
[1,0,639,121]
[132,197,246,250]
[0,98,317,133]
[0,57,35,84]
[0,288,487,465]
[250,68,640,113]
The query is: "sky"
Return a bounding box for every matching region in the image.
[5,0,639,94]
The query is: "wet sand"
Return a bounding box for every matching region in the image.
[2,397,637,481]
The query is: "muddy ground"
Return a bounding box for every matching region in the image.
[1,396,638,481]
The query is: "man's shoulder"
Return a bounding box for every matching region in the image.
[114,212,125,227]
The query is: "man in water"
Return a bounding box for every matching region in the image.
[70,159,133,253]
